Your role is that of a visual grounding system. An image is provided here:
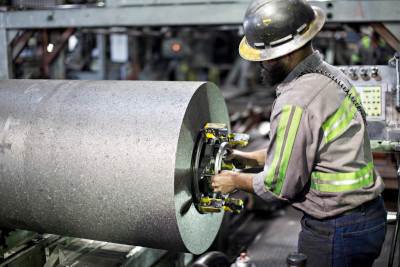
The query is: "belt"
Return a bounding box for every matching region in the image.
[336,197,380,218]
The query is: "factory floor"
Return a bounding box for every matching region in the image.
[242,200,398,267]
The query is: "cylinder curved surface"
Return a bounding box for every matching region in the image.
[0,79,230,255]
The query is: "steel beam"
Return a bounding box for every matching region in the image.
[0,80,229,255]
[310,0,400,23]
[371,23,400,52]
[0,29,12,79]
[97,34,107,80]
[42,28,75,78]
[0,1,400,29]
[0,4,247,28]
[45,28,75,66]
[11,30,35,61]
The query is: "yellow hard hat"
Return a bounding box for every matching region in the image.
[239,0,326,61]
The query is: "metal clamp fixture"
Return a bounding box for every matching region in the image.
[191,123,249,214]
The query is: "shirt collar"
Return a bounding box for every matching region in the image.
[276,51,323,96]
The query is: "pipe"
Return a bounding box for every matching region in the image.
[0,79,230,255]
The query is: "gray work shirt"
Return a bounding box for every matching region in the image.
[252,51,384,219]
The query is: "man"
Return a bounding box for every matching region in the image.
[351,30,395,65]
[211,0,387,266]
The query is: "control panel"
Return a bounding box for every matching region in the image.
[356,86,382,118]
[339,64,397,141]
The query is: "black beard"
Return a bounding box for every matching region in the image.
[261,64,288,87]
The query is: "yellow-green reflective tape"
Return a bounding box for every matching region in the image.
[310,161,374,193]
[350,86,362,104]
[265,106,291,190]
[265,105,303,195]
[312,161,373,181]
[273,107,303,195]
[322,87,359,143]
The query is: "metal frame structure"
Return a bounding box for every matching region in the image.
[0,0,400,78]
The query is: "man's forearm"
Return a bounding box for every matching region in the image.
[211,171,257,195]
[253,149,267,166]
[243,149,267,168]
[234,172,256,194]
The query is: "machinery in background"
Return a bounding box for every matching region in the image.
[338,54,399,144]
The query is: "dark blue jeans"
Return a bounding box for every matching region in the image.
[298,196,387,267]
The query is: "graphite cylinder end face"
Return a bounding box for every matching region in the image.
[174,82,230,255]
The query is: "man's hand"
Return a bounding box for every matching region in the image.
[225,149,267,169]
[211,170,237,195]
[211,171,257,195]
[225,151,247,169]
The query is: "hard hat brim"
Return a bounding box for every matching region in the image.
[239,6,326,61]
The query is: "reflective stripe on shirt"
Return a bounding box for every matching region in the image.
[322,87,361,143]
[310,161,374,192]
[265,105,303,195]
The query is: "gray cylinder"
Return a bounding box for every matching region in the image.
[0,79,230,255]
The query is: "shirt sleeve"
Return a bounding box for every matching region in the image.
[253,103,320,204]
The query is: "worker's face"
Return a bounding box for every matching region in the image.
[260,57,291,87]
